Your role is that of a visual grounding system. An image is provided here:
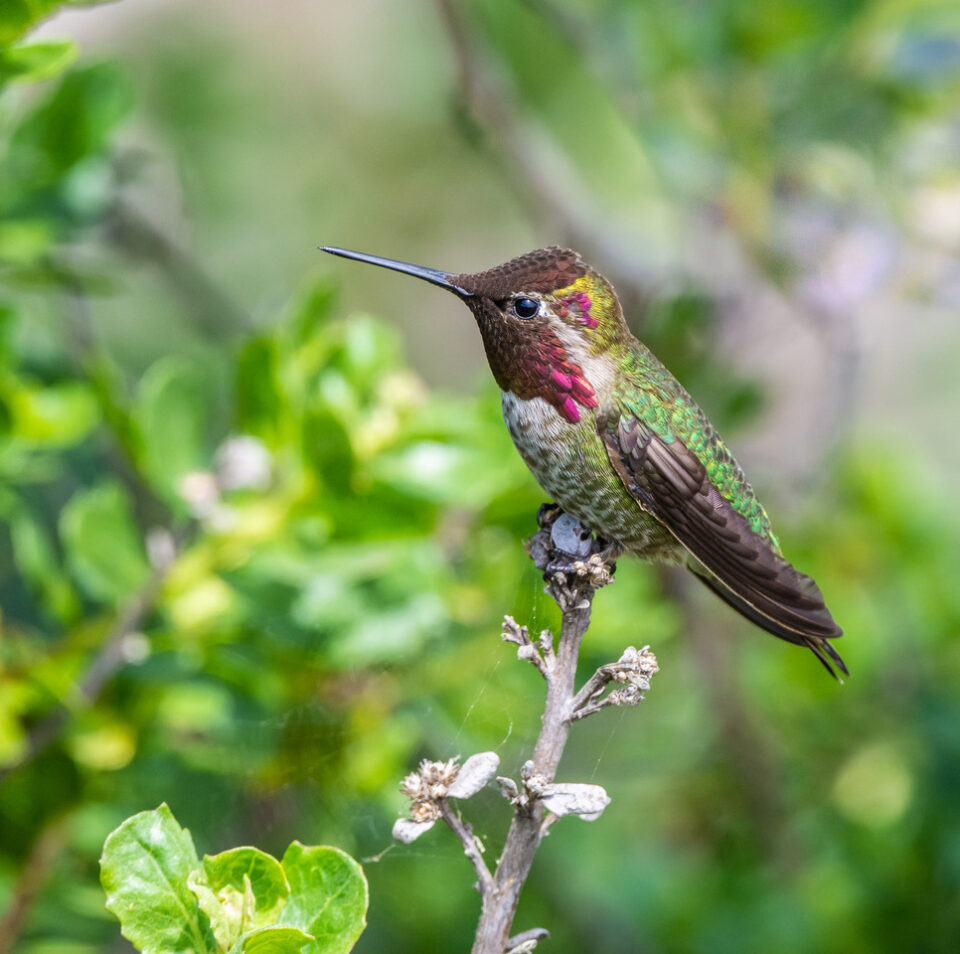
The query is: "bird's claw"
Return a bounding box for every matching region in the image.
[536,502,560,529]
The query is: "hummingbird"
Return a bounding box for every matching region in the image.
[321,245,846,678]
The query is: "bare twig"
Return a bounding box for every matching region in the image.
[569,644,660,722]
[439,799,494,893]
[501,616,551,680]
[391,507,656,951]
[0,813,72,954]
[505,927,550,954]
[468,508,638,954]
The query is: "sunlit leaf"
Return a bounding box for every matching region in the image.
[228,926,313,954]
[0,219,57,263]
[0,38,76,86]
[100,803,217,954]
[277,843,367,954]
[0,0,62,45]
[10,378,99,445]
[203,847,290,927]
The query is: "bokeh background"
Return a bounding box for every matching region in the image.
[2,1,959,951]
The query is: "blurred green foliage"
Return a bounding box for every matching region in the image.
[1,1,959,953]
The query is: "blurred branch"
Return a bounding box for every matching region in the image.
[792,295,863,479]
[54,253,175,530]
[434,0,662,307]
[0,532,180,787]
[106,196,252,336]
[0,813,72,954]
[434,0,791,307]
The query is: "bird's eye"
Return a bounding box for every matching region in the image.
[512,297,540,319]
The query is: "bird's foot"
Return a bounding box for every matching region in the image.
[526,508,617,597]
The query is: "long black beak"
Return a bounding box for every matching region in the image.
[319,247,473,299]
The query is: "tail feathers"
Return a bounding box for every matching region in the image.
[690,565,848,681]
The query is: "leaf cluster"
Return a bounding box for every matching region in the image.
[100,804,367,954]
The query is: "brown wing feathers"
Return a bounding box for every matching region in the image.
[601,416,847,677]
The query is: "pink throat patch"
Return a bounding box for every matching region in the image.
[527,348,598,423]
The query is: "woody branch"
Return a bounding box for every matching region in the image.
[393,507,659,954]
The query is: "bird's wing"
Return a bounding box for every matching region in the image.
[598,408,846,675]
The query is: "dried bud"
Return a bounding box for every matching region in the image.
[540,782,611,820]
[447,752,500,800]
[608,685,642,706]
[520,761,548,798]
[617,645,659,694]
[400,757,460,822]
[392,817,436,844]
[501,615,526,645]
[396,753,498,839]
[570,553,614,588]
[496,776,519,801]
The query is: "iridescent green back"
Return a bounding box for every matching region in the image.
[617,341,781,553]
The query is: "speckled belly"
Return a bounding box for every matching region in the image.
[501,392,677,558]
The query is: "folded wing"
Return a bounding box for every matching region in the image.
[599,412,847,678]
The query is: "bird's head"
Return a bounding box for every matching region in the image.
[321,245,627,423]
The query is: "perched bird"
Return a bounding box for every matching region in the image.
[322,245,846,678]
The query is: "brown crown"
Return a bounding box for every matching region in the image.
[451,246,587,300]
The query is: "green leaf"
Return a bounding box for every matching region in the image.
[0,0,114,46]
[188,872,234,953]
[203,848,290,925]
[10,378,99,446]
[0,218,56,263]
[302,410,354,493]
[2,63,132,213]
[193,847,291,949]
[0,0,61,45]
[228,927,313,954]
[100,803,217,954]
[10,507,80,621]
[277,844,367,954]
[0,39,77,85]
[133,355,212,502]
[59,482,150,604]
[236,338,280,438]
